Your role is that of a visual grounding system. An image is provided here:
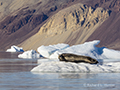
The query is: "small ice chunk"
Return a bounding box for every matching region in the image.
[18,50,41,59]
[6,45,24,52]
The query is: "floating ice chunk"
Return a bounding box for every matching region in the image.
[31,40,120,73]
[18,50,41,59]
[37,43,69,58]
[6,45,24,52]
[31,61,120,73]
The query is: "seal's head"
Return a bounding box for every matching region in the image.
[58,54,65,61]
[87,57,99,64]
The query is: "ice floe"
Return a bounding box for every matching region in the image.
[37,40,120,60]
[18,50,41,59]
[37,43,69,58]
[31,40,120,73]
[6,45,24,52]
[31,61,120,73]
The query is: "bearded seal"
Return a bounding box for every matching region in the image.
[58,53,98,64]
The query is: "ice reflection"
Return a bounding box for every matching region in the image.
[31,72,97,79]
[0,52,22,59]
[0,53,37,72]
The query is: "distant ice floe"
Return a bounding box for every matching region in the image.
[6,45,24,52]
[31,40,120,73]
[18,50,41,59]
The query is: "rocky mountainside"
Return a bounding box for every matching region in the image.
[19,3,109,50]
[0,0,77,51]
[86,0,120,50]
[0,0,120,51]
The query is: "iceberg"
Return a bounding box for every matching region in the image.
[31,40,120,73]
[18,50,41,59]
[31,61,120,73]
[37,43,69,58]
[6,45,24,52]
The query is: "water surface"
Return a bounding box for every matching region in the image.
[0,52,120,90]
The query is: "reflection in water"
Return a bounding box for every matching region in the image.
[59,73,97,79]
[32,72,97,79]
[0,59,37,72]
[0,52,22,59]
[0,52,37,72]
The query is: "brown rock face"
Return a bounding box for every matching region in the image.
[0,0,120,51]
[0,0,77,51]
[87,11,120,50]
[19,3,109,51]
[86,0,120,50]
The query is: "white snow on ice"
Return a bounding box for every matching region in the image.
[31,60,120,73]
[37,40,120,60]
[6,45,24,52]
[37,43,69,58]
[18,50,41,59]
[31,40,120,73]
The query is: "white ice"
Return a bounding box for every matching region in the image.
[6,45,24,52]
[37,40,120,60]
[31,40,120,73]
[18,50,41,59]
[37,43,69,58]
[31,60,120,73]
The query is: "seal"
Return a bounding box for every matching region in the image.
[58,53,98,64]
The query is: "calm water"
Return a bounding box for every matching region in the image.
[0,52,120,90]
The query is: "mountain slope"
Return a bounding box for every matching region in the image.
[0,0,77,51]
[19,3,110,51]
[0,0,120,51]
[20,0,120,51]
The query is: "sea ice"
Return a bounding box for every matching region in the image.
[37,43,69,58]
[31,61,120,73]
[18,50,41,59]
[6,45,24,52]
[31,40,120,73]
[49,40,120,60]
[36,40,120,60]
